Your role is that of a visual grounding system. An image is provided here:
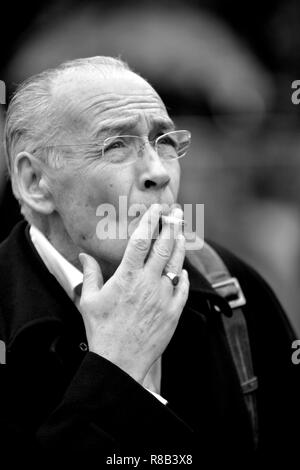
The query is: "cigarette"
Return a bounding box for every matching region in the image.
[161,215,186,225]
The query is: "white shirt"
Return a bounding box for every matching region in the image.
[29,225,167,405]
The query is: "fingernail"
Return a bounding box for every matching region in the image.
[78,253,86,266]
[172,207,183,219]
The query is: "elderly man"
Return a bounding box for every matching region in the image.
[0,56,298,466]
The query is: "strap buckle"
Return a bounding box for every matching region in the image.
[212,277,246,309]
[241,376,258,395]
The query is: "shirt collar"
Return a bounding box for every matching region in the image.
[29,225,83,302]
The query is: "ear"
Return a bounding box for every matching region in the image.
[14,151,55,215]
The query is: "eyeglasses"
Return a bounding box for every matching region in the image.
[35,130,191,166]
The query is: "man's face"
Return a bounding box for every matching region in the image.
[47,70,181,269]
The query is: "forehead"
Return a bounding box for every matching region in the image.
[51,70,172,139]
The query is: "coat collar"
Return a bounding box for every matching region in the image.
[0,222,83,350]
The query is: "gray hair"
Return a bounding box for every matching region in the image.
[4,56,131,222]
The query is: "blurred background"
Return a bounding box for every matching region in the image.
[1,0,300,331]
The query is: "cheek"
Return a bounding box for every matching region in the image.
[168,162,181,196]
[85,168,132,209]
[53,167,133,225]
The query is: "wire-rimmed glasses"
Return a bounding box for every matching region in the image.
[34,130,191,166]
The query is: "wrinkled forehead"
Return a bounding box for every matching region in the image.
[51,70,172,141]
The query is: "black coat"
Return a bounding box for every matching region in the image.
[0,222,298,467]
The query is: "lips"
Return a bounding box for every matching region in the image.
[129,202,172,222]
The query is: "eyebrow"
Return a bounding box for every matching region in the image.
[91,115,176,140]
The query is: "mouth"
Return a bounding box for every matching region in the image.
[127,201,183,238]
[130,202,171,221]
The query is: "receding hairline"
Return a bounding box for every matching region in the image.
[5,56,159,159]
[49,66,159,106]
[46,67,167,144]
[4,57,135,198]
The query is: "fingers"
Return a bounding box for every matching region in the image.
[164,233,185,275]
[160,233,185,292]
[79,253,104,297]
[170,269,190,312]
[120,204,161,271]
[146,207,184,276]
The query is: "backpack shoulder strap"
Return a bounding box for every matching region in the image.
[186,243,259,448]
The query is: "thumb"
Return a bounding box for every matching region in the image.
[78,253,104,296]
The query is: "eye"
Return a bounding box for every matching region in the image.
[103,138,126,153]
[158,134,178,149]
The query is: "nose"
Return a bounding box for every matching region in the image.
[136,143,171,191]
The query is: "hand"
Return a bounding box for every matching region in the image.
[78,204,189,384]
